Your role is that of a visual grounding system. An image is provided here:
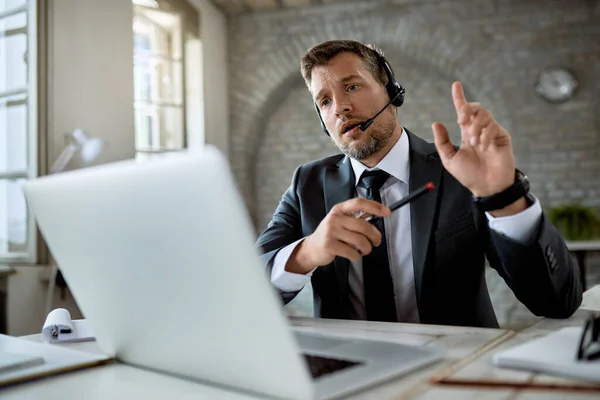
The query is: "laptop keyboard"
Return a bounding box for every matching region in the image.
[303,354,363,379]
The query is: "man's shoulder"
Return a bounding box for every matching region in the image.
[404,128,457,158]
[297,153,346,173]
[288,153,346,190]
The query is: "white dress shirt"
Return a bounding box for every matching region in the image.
[270,129,543,321]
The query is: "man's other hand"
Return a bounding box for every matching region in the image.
[285,198,391,274]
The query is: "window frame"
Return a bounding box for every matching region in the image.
[0,0,39,265]
[133,2,187,159]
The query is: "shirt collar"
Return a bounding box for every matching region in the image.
[349,127,410,186]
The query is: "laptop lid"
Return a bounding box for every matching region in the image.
[22,147,314,400]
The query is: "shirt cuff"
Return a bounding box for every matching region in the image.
[271,238,316,292]
[485,195,543,243]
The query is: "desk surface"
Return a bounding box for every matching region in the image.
[3,285,600,400]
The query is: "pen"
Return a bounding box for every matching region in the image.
[355,182,435,224]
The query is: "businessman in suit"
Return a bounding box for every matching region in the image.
[255,40,583,328]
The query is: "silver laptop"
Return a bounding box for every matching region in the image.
[21,146,445,400]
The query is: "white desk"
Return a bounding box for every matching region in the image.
[3,285,600,400]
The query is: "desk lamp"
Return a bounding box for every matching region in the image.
[45,129,105,314]
[50,129,105,173]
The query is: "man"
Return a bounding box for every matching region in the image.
[255,39,582,328]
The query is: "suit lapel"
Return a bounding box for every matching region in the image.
[406,130,442,310]
[324,157,356,305]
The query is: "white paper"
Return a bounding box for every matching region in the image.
[42,308,95,343]
[0,334,111,387]
[492,326,600,383]
[0,352,45,374]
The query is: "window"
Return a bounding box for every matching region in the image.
[133,0,187,161]
[0,0,38,264]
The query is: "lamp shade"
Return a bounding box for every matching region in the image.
[50,129,105,173]
[72,129,105,163]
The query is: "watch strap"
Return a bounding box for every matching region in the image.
[473,170,529,212]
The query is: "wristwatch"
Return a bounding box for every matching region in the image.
[473,169,531,212]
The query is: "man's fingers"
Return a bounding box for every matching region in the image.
[329,240,362,262]
[468,110,493,146]
[479,125,500,150]
[452,81,468,115]
[432,122,456,165]
[335,229,374,256]
[457,102,483,125]
[336,198,391,217]
[341,217,382,246]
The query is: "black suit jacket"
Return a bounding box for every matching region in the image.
[256,130,583,328]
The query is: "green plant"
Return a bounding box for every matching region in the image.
[548,204,600,240]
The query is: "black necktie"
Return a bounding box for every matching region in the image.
[360,170,397,322]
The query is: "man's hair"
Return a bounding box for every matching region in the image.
[300,40,389,91]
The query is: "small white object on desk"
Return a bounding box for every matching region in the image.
[42,308,95,344]
[492,326,600,383]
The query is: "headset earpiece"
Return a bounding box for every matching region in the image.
[380,60,405,107]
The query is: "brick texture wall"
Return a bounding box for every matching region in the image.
[227,0,600,326]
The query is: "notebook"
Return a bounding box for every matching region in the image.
[0,334,112,388]
[0,353,45,374]
[492,327,600,383]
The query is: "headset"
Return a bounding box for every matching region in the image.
[314,49,406,136]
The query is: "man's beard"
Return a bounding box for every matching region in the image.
[332,109,396,160]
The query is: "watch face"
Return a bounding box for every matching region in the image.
[535,68,578,103]
[516,169,530,192]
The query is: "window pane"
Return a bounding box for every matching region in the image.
[0,92,28,173]
[0,11,28,94]
[0,0,26,14]
[134,106,155,150]
[133,7,182,59]
[0,178,29,254]
[133,7,183,106]
[158,106,183,149]
[134,55,183,105]
[134,104,183,151]
[133,3,185,155]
